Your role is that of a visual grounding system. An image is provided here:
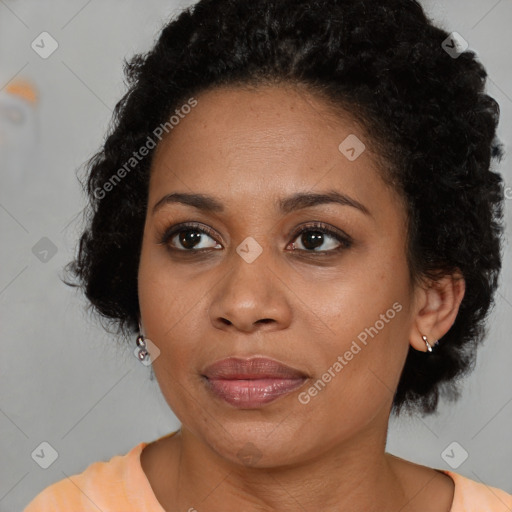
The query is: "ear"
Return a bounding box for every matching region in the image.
[409,270,465,352]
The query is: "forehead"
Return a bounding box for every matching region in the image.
[148,84,399,219]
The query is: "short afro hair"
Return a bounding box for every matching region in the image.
[63,0,506,417]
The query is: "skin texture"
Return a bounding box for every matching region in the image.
[137,84,465,512]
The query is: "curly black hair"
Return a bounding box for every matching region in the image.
[63,0,505,417]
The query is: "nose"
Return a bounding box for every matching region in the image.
[207,248,293,333]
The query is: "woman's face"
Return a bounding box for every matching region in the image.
[138,84,418,466]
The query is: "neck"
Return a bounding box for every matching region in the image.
[166,418,408,512]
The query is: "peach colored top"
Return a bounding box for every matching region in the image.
[24,430,512,512]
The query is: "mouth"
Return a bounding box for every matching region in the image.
[201,356,309,408]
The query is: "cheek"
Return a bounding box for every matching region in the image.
[300,249,411,408]
[307,255,408,347]
[300,305,409,435]
[137,242,211,365]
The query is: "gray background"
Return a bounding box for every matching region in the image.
[0,0,511,510]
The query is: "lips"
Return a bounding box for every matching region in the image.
[202,357,308,380]
[202,357,308,408]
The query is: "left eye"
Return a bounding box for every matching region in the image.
[289,224,352,252]
[162,223,221,251]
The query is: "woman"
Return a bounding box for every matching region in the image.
[24,0,511,510]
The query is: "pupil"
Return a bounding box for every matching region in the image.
[302,231,323,250]
[180,230,202,249]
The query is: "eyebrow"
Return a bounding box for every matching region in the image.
[152,190,371,217]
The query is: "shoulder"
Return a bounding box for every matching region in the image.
[442,470,512,512]
[386,453,511,512]
[23,440,148,511]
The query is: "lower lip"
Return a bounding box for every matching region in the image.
[203,377,307,408]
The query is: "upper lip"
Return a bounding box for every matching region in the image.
[202,357,308,380]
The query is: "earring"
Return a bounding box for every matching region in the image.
[136,333,148,361]
[421,334,438,353]
[136,321,155,380]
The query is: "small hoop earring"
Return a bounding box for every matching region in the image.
[421,334,438,353]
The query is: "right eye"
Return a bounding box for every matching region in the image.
[159,222,222,252]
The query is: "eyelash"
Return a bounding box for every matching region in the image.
[158,221,353,255]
